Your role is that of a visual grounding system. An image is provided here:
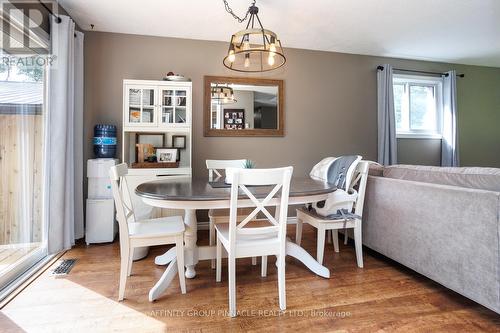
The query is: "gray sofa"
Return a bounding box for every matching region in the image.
[363,164,500,314]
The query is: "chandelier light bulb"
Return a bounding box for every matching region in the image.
[228,50,235,62]
[268,54,275,66]
[269,36,277,57]
[244,53,250,68]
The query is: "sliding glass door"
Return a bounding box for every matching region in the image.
[0,54,48,289]
[0,5,49,289]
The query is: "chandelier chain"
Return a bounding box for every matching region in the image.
[222,0,256,23]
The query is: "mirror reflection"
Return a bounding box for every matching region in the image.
[210,83,279,130]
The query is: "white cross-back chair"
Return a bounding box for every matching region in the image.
[207,159,247,182]
[109,163,186,301]
[215,166,293,317]
[295,161,370,267]
[206,159,258,269]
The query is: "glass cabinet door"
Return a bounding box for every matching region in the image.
[160,89,174,125]
[159,88,189,126]
[128,87,156,125]
[174,90,187,124]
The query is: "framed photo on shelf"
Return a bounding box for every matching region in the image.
[135,133,165,147]
[155,148,178,163]
[172,135,186,149]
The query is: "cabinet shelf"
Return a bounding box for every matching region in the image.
[123,126,190,133]
[129,104,155,108]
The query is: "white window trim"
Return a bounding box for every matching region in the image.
[394,74,444,140]
[397,132,443,139]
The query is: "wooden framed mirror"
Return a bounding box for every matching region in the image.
[204,76,284,137]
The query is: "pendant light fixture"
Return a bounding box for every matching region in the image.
[222,0,286,72]
[211,84,237,104]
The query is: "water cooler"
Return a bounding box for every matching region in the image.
[86,158,119,245]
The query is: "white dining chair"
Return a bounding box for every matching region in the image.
[295,161,369,267]
[109,163,186,301]
[206,159,257,269]
[215,166,293,317]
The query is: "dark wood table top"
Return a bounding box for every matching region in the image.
[135,177,336,201]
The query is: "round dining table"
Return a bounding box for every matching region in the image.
[135,176,336,301]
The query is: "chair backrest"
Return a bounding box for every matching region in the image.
[226,167,293,249]
[348,161,370,217]
[109,163,136,243]
[206,159,247,181]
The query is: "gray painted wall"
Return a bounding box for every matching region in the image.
[84,32,500,178]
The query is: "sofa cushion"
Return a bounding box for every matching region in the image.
[383,164,500,192]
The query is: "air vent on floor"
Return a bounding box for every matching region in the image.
[51,259,77,276]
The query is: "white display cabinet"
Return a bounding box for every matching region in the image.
[122,79,192,176]
[122,79,192,220]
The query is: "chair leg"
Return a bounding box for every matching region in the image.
[344,228,349,245]
[354,222,364,268]
[252,257,257,266]
[326,230,332,244]
[261,256,267,277]
[118,245,130,301]
[209,219,215,269]
[228,253,236,317]
[176,237,186,294]
[316,226,325,265]
[295,217,303,245]
[216,236,222,282]
[277,254,286,310]
[127,251,134,277]
[332,229,339,253]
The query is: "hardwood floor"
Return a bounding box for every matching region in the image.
[1,225,499,332]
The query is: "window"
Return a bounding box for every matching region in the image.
[393,74,443,138]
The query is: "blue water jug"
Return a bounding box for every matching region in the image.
[93,124,117,158]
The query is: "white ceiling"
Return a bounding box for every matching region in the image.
[59,0,500,67]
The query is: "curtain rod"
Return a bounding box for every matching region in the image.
[377,65,465,78]
[39,0,61,23]
[38,0,78,37]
